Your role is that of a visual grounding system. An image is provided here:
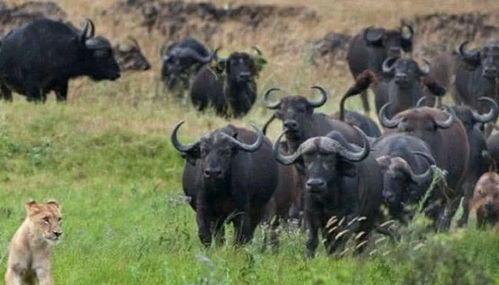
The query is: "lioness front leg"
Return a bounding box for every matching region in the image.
[5,267,22,285]
[36,267,53,285]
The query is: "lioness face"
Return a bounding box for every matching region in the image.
[26,200,62,243]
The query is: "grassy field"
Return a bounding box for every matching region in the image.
[1,0,499,284]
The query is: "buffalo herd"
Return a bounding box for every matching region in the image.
[1,15,499,257]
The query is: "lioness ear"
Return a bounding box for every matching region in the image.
[47,200,60,208]
[25,200,37,213]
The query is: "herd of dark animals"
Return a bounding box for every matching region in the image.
[0,4,499,258]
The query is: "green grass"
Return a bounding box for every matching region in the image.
[0,89,499,285]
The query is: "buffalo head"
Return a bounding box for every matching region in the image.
[114,37,151,71]
[451,97,498,131]
[459,40,499,79]
[161,39,213,90]
[380,103,455,132]
[363,23,414,58]
[273,127,369,194]
[263,86,328,139]
[79,19,120,81]
[171,121,264,182]
[376,152,434,211]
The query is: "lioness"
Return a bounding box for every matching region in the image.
[471,172,499,229]
[5,200,62,285]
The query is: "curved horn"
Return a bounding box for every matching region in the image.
[363,26,382,44]
[416,96,426,107]
[80,18,90,42]
[170,121,200,153]
[263,87,282,109]
[321,126,370,162]
[307,86,328,108]
[418,59,431,76]
[407,152,434,184]
[273,131,302,165]
[128,36,140,48]
[262,114,276,135]
[401,23,414,40]
[458,41,480,62]
[382,57,397,74]
[252,46,263,56]
[222,124,264,152]
[212,47,222,61]
[182,47,212,63]
[434,107,455,129]
[379,103,400,128]
[472,97,498,123]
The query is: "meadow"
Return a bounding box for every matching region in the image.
[1,0,499,284]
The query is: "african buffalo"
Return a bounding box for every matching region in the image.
[161,38,213,98]
[171,122,277,245]
[190,48,265,118]
[450,98,497,226]
[114,37,151,72]
[273,127,382,258]
[263,86,364,222]
[455,40,499,135]
[372,133,436,221]
[343,57,446,117]
[380,104,470,230]
[346,24,414,113]
[0,18,120,102]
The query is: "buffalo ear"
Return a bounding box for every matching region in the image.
[250,55,267,76]
[460,53,481,70]
[213,59,226,75]
[339,160,357,177]
[421,77,446,96]
[180,145,201,166]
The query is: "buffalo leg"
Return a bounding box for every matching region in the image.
[457,182,474,227]
[233,210,252,245]
[196,210,212,246]
[0,82,12,101]
[213,220,226,246]
[55,81,68,102]
[305,212,320,258]
[437,197,461,231]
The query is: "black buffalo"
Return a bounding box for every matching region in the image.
[0,18,120,102]
[455,41,499,136]
[171,122,277,245]
[273,127,382,258]
[161,38,213,98]
[380,104,470,230]
[372,133,436,221]
[343,57,446,117]
[263,87,364,222]
[450,98,497,226]
[190,49,265,118]
[346,24,414,113]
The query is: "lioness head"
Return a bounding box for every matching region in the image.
[25,200,62,243]
[471,172,499,228]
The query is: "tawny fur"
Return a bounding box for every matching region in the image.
[470,172,499,229]
[5,200,62,285]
